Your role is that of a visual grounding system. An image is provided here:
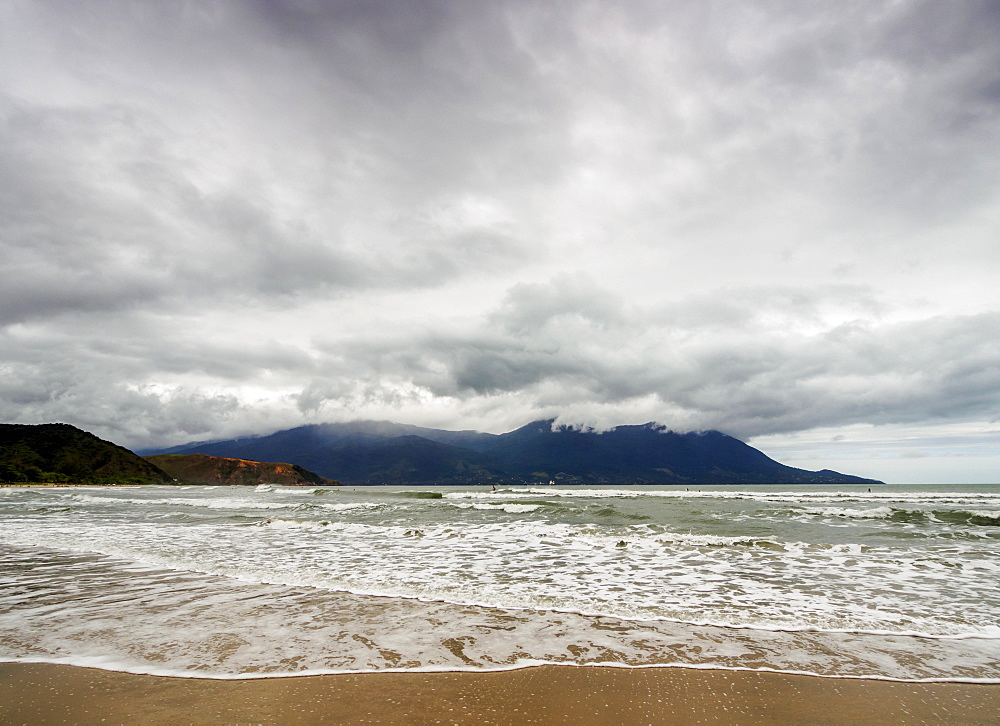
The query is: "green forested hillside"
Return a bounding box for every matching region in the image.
[0,423,172,485]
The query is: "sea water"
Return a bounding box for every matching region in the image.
[1,483,998,681]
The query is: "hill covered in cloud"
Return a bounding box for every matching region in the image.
[146,420,882,486]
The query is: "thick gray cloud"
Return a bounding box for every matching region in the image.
[1,0,998,480]
[298,277,1000,438]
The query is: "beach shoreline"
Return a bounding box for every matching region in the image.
[2,662,998,725]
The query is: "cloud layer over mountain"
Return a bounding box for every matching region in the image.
[2,1,998,481]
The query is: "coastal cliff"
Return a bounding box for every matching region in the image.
[145,453,340,486]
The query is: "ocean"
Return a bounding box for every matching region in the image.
[1,483,998,682]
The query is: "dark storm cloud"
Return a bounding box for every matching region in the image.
[3,0,996,328]
[0,0,552,326]
[580,0,1000,227]
[0,364,245,448]
[1,311,315,384]
[0,0,998,461]
[0,91,533,325]
[0,314,317,447]
[300,279,1000,439]
[490,273,633,335]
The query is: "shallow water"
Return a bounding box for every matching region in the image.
[1,483,998,681]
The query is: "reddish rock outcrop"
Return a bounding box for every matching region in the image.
[144,454,340,486]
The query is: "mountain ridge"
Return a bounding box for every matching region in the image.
[143,419,882,486]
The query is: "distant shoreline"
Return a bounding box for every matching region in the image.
[0,482,130,488]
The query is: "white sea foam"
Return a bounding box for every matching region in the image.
[2,483,999,681]
[436,489,1000,540]
[262,518,330,530]
[799,506,897,519]
[448,502,543,513]
[2,512,995,639]
[1,546,998,682]
[318,502,383,512]
[56,492,299,511]
[969,509,1000,521]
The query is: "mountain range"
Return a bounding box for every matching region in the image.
[144,419,882,486]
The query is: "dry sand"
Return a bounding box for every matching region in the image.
[1,663,998,725]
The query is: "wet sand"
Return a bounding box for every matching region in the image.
[1,663,998,725]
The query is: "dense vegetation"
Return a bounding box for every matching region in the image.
[0,423,173,485]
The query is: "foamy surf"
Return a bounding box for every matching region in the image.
[1,483,998,682]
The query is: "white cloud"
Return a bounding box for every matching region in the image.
[1,0,998,481]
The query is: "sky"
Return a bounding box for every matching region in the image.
[1,1,999,483]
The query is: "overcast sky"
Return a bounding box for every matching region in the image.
[2,1,999,482]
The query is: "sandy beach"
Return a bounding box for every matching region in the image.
[1,663,997,725]
[5,486,1000,723]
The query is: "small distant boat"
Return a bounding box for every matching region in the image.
[255,483,273,492]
